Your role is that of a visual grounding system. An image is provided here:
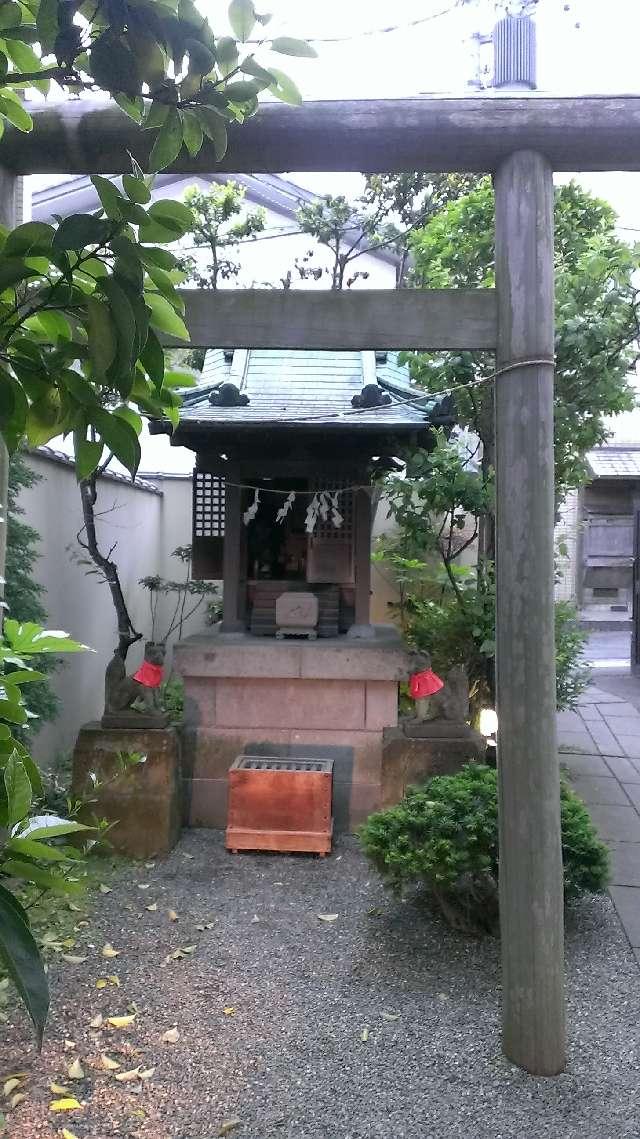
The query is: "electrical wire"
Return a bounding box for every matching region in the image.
[245,3,463,46]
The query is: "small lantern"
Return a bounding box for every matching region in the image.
[409,668,444,720]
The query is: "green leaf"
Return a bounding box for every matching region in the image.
[87,295,117,377]
[140,327,165,389]
[75,438,103,480]
[0,94,32,132]
[269,36,317,58]
[20,815,91,840]
[91,175,125,219]
[216,35,238,76]
[228,0,256,41]
[0,2,21,30]
[113,405,143,435]
[7,837,70,862]
[4,221,54,257]
[142,100,170,131]
[52,214,111,254]
[146,291,189,341]
[267,67,302,106]
[114,93,145,123]
[0,256,37,294]
[122,174,151,205]
[3,620,88,655]
[0,883,49,1049]
[61,368,99,407]
[90,409,141,476]
[1,860,83,895]
[32,310,72,342]
[193,106,227,160]
[90,32,142,96]
[224,79,260,102]
[36,0,59,55]
[5,39,41,73]
[182,110,204,157]
[98,276,138,371]
[148,107,183,173]
[5,753,32,826]
[147,199,193,235]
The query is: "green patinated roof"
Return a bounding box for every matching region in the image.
[175,349,452,434]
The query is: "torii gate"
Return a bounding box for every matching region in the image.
[4,94,640,1077]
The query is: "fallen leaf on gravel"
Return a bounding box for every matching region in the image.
[182,853,194,859]
[167,909,178,921]
[49,1098,81,1112]
[161,1027,180,1043]
[89,1014,103,1028]
[317,914,338,922]
[67,1060,84,1080]
[144,862,155,869]
[139,1068,155,1080]
[95,975,120,988]
[360,1027,369,1042]
[218,1118,241,1136]
[61,955,87,965]
[381,1012,400,1022]
[9,1093,26,1108]
[138,884,150,890]
[115,1068,142,1083]
[99,884,111,894]
[68,902,82,912]
[146,903,157,912]
[61,1129,80,1139]
[63,1041,76,1051]
[438,993,450,1001]
[100,1055,121,1071]
[107,1015,136,1029]
[101,944,120,959]
[50,1083,71,1096]
[251,915,260,924]
[3,1077,21,1097]
[223,1006,236,1016]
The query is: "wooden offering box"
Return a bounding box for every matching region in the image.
[226,754,334,855]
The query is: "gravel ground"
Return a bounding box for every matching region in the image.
[1,830,639,1139]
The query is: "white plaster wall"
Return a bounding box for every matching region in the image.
[16,455,199,764]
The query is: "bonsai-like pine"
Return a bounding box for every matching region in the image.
[359,764,610,934]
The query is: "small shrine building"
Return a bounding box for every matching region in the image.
[151,349,454,828]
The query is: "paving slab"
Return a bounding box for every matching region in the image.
[609,842,640,887]
[603,754,640,783]
[570,775,631,807]
[561,752,612,776]
[610,885,640,946]
[589,803,640,843]
[558,709,588,730]
[614,736,640,761]
[598,704,640,719]
[579,705,603,721]
[558,729,602,752]
[578,689,623,704]
[584,721,624,756]
[622,783,640,812]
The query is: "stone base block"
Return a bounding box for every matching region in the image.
[381,725,486,808]
[72,723,181,859]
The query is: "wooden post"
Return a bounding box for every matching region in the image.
[220,469,244,634]
[0,169,21,606]
[494,150,565,1075]
[348,487,374,639]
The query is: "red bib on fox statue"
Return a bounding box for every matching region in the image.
[133,660,164,688]
[409,669,444,700]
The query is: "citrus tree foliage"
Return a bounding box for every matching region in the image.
[0,619,91,1047]
[6,452,59,734]
[181,181,266,290]
[0,0,314,167]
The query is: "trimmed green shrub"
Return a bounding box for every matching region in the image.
[359,764,610,934]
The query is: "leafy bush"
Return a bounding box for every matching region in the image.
[359,764,609,934]
[161,676,185,722]
[555,601,591,710]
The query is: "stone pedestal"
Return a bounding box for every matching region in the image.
[381,720,486,808]
[175,626,409,831]
[72,724,181,859]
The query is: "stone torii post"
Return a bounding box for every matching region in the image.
[4,94,640,1075]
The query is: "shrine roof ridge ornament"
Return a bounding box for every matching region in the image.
[4,95,640,174]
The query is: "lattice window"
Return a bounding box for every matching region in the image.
[192,471,225,579]
[307,477,355,584]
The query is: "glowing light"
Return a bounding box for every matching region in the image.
[479,708,498,738]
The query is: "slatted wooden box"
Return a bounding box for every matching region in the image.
[226,754,334,855]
